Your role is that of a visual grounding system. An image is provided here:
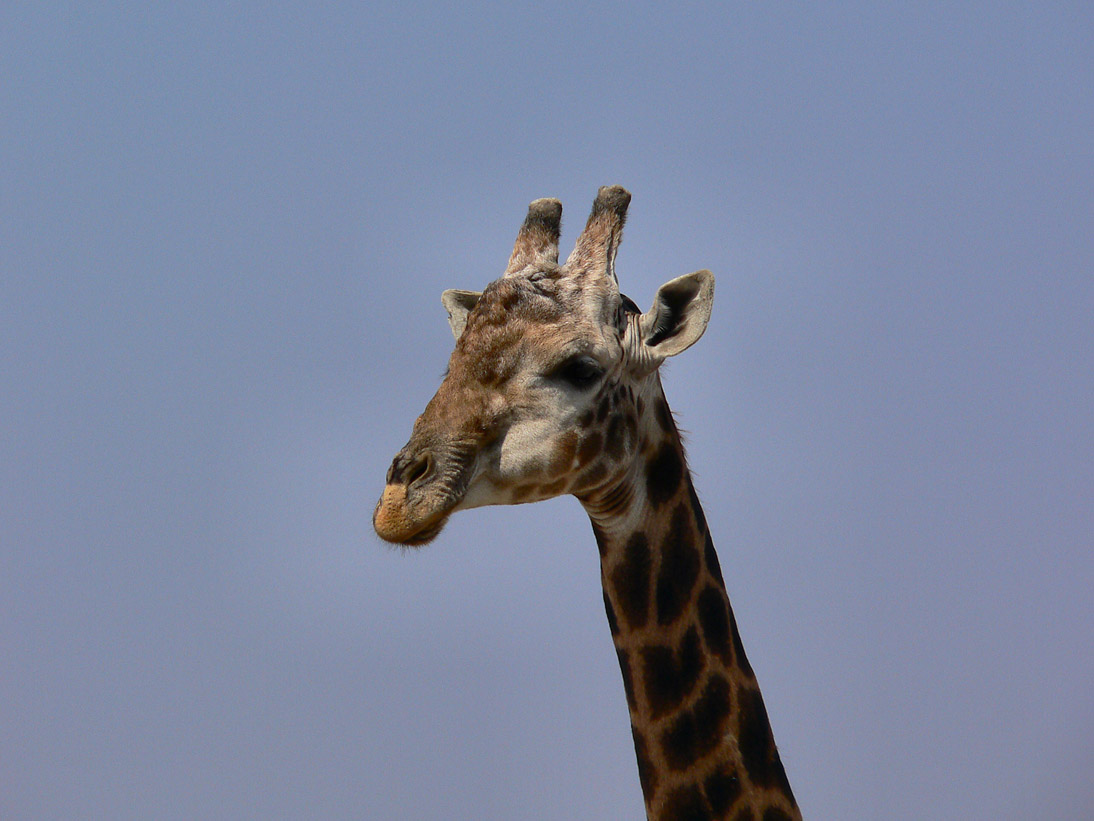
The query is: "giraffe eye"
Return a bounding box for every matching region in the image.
[551,356,604,390]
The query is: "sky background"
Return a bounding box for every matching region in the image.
[3,3,1092,819]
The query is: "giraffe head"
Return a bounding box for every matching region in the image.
[374,186,714,545]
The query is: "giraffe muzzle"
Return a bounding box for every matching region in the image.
[374,443,476,545]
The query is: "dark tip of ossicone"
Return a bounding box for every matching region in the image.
[527,197,562,219]
[524,198,562,232]
[593,185,631,218]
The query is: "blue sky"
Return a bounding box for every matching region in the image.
[3,3,1092,818]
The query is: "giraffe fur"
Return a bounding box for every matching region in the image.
[375,187,800,819]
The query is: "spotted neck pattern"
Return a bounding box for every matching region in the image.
[578,377,800,821]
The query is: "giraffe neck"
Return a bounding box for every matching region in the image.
[579,397,799,821]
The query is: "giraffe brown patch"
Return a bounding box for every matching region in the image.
[697,585,733,664]
[610,533,651,630]
[679,624,704,684]
[737,686,791,794]
[616,647,637,711]
[646,442,683,508]
[658,784,710,821]
[605,413,625,460]
[577,431,603,466]
[578,408,595,427]
[692,673,732,752]
[732,807,757,821]
[641,626,704,720]
[602,589,619,635]
[550,430,579,472]
[704,762,743,816]
[656,504,700,626]
[659,709,699,771]
[659,671,731,771]
[762,809,795,821]
[631,725,659,800]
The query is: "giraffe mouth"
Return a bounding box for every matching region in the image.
[399,518,448,545]
[373,482,457,546]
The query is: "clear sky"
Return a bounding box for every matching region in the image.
[3,3,1092,819]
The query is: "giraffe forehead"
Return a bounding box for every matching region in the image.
[455,277,612,374]
[466,275,568,331]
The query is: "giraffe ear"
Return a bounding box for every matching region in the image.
[441,289,481,340]
[638,270,714,359]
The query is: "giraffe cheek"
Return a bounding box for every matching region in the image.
[497,419,559,480]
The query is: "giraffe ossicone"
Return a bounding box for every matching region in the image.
[375,186,800,820]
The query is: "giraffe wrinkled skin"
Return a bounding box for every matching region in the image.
[375,187,800,820]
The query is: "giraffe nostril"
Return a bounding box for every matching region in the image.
[403,455,432,486]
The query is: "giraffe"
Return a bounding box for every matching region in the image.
[374,186,800,820]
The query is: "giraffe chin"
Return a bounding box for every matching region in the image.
[373,483,453,546]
